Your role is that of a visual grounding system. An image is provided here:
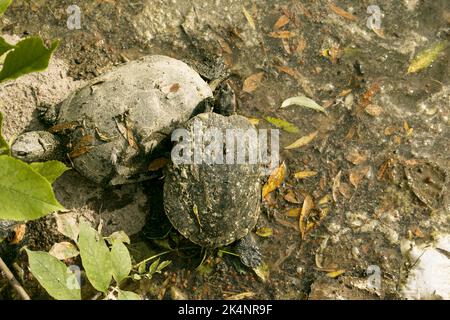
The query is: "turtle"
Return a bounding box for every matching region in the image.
[163,112,263,268]
[10,54,263,267]
[11,55,213,185]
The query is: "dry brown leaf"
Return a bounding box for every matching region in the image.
[299,194,314,239]
[349,166,370,187]
[148,158,169,171]
[224,292,255,300]
[242,6,256,30]
[294,171,317,179]
[285,131,318,150]
[262,162,286,199]
[276,65,299,78]
[328,3,358,21]
[274,15,290,29]
[269,31,296,39]
[287,208,301,217]
[359,83,381,109]
[170,83,180,93]
[284,190,300,204]
[332,171,342,202]
[243,72,265,93]
[69,146,94,159]
[296,37,306,55]
[247,118,260,126]
[281,38,292,55]
[339,182,352,199]
[218,38,233,55]
[345,150,367,165]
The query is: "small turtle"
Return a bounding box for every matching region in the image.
[163,112,263,268]
[11,55,213,185]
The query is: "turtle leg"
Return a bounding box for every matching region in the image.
[235,233,263,268]
[37,102,61,126]
[212,82,238,116]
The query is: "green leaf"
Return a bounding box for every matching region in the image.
[0,155,64,221]
[78,221,112,293]
[30,161,70,184]
[0,37,59,83]
[49,242,79,260]
[0,0,12,16]
[0,37,15,57]
[27,250,81,300]
[408,41,449,74]
[156,260,171,273]
[117,290,141,300]
[265,117,300,134]
[111,241,131,284]
[148,258,160,275]
[105,230,130,245]
[0,111,9,155]
[280,96,327,114]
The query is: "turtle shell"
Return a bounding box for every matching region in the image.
[163,112,261,248]
[55,55,212,185]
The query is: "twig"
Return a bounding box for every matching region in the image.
[0,257,31,300]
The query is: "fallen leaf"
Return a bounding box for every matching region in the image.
[148,158,169,171]
[224,292,255,300]
[359,83,381,109]
[268,31,296,39]
[256,227,273,237]
[48,121,79,134]
[274,15,290,29]
[280,96,326,113]
[332,171,342,202]
[328,3,358,21]
[326,269,346,278]
[281,38,292,55]
[217,38,233,54]
[242,6,256,30]
[345,150,367,165]
[69,146,94,159]
[299,194,313,239]
[339,182,352,199]
[349,166,370,187]
[408,41,448,74]
[296,37,306,55]
[284,190,300,204]
[55,213,79,242]
[243,72,264,93]
[276,65,299,78]
[170,83,180,93]
[262,162,286,198]
[294,171,317,179]
[247,118,260,126]
[284,131,318,150]
[286,208,301,217]
[253,263,269,282]
[265,117,300,134]
[49,242,80,260]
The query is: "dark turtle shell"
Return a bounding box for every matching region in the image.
[163,112,261,248]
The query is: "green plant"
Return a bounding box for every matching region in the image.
[0,0,64,222]
[27,219,171,300]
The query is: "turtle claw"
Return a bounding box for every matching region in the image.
[235,233,263,268]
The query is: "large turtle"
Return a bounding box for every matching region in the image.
[11,55,213,185]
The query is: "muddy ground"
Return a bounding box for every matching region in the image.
[0,0,449,300]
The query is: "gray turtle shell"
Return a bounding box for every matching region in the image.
[56,55,212,185]
[163,112,261,248]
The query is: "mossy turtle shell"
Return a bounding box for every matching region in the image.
[56,55,212,185]
[163,112,261,248]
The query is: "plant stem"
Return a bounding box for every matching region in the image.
[0,256,30,300]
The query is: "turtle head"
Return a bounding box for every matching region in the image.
[11,131,61,163]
